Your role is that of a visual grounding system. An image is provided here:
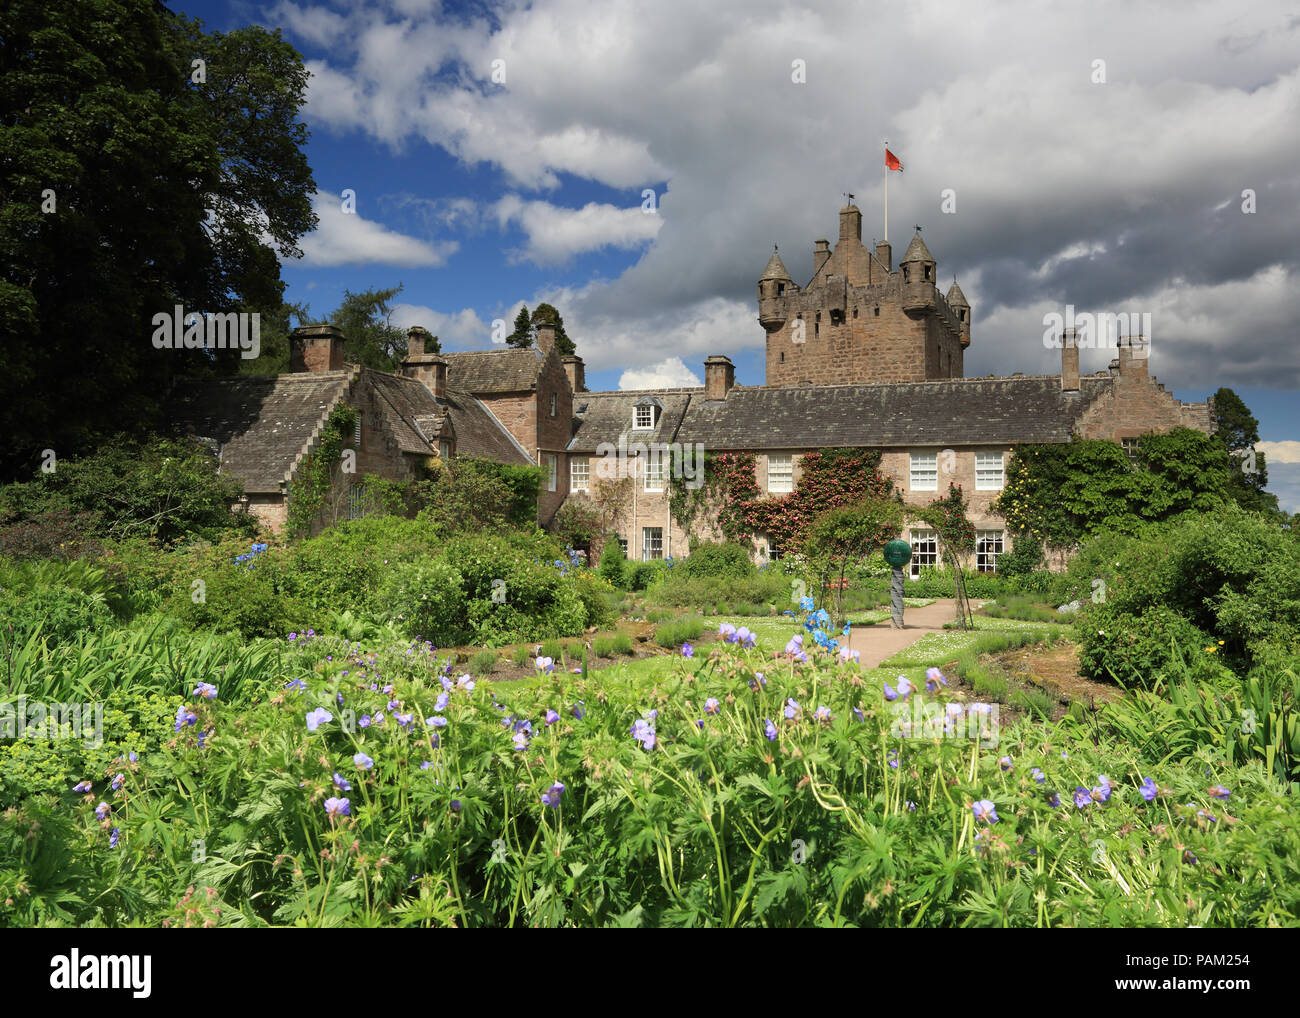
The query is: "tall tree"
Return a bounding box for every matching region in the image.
[1213,387,1279,515]
[0,0,317,481]
[327,285,415,370]
[531,302,576,356]
[506,305,533,348]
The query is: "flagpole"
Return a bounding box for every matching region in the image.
[883,139,889,243]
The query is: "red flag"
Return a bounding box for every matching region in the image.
[885,148,902,171]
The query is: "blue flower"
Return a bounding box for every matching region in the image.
[815,705,833,723]
[631,718,656,750]
[95,802,110,820]
[174,705,198,732]
[427,715,448,729]
[852,706,865,723]
[324,797,351,818]
[682,643,694,658]
[1073,787,1091,809]
[305,707,333,732]
[883,681,898,701]
[999,756,1013,772]
[1208,785,1230,800]
[719,623,737,643]
[512,731,529,751]
[765,718,778,741]
[535,656,555,674]
[542,782,565,808]
[887,749,899,768]
[1047,792,1061,808]
[434,691,449,712]
[193,682,218,700]
[737,628,756,648]
[784,698,799,719]
[896,677,915,699]
[704,697,720,715]
[799,595,814,612]
[1092,776,1112,803]
[545,709,560,726]
[972,799,998,823]
[353,752,374,770]
[109,828,120,849]
[284,678,307,693]
[925,667,948,691]
[1031,767,1045,784]
[111,773,125,791]
[358,714,371,728]
[1140,777,1158,802]
[570,701,585,720]
[73,780,92,793]
[333,772,351,790]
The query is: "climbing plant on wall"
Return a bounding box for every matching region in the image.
[286,404,357,539]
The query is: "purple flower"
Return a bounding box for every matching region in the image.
[815,705,833,723]
[542,782,565,808]
[1047,792,1061,808]
[456,674,474,691]
[896,677,914,699]
[427,715,448,729]
[765,718,778,741]
[852,706,865,723]
[972,799,998,823]
[174,705,198,732]
[839,646,861,665]
[1140,777,1158,802]
[512,731,529,751]
[704,698,720,715]
[887,749,899,769]
[719,623,737,643]
[451,799,462,812]
[305,707,333,732]
[358,714,372,728]
[333,772,351,790]
[535,656,554,674]
[353,752,374,771]
[906,800,917,812]
[95,802,110,820]
[545,709,560,726]
[1031,767,1045,784]
[111,773,125,791]
[289,632,298,640]
[193,682,218,700]
[925,667,948,691]
[73,780,92,793]
[883,681,898,701]
[784,698,799,719]
[1208,785,1230,800]
[284,678,307,693]
[631,718,656,750]
[999,756,1013,772]
[1073,787,1091,809]
[324,797,351,818]
[682,643,694,658]
[434,691,449,712]
[970,702,991,717]
[109,828,120,849]
[1092,775,1112,803]
[571,701,585,720]
[395,713,414,729]
[387,699,401,710]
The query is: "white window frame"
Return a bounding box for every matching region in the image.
[910,452,938,492]
[633,403,656,430]
[909,528,938,579]
[976,530,1004,573]
[549,392,557,418]
[544,453,558,492]
[570,458,589,492]
[438,439,451,459]
[642,526,663,561]
[767,453,793,494]
[643,452,664,492]
[975,451,1005,491]
[616,537,628,556]
[348,484,366,521]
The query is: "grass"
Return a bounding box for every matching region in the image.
[539,639,563,661]
[983,596,1068,624]
[592,632,636,658]
[653,615,706,649]
[469,649,498,675]
[1009,686,1057,719]
[510,645,531,668]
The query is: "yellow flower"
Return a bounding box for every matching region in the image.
[1217,640,1225,645]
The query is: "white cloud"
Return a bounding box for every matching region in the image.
[390,303,493,350]
[299,191,457,268]
[1258,440,1300,464]
[493,196,663,265]
[619,357,703,391]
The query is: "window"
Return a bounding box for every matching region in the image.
[776,283,785,296]
[975,451,1005,490]
[544,453,557,492]
[438,439,451,459]
[353,417,362,447]
[570,458,589,492]
[767,453,793,494]
[1121,437,1141,465]
[765,539,782,562]
[348,484,366,521]
[910,452,938,491]
[634,404,656,430]
[977,531,1004,573]
[549,392,557,417]
[617,537,628,556]
[873,306,880,317]
[909,529,937,579]
[643,452,664,492]
[830,309,844,325]
[642,527,663,561]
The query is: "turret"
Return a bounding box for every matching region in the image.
[900,231,937,314]
[758,246,793,331]
[945,279,971,348]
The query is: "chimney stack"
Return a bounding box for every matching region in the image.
[875,239,892,272]
[1117,333,1149,378]
[704,355,735,401]
[1061,327,1079,392]
[536,321,557,356]
[401,326,448,397]
[562,354,585,394]
[291,324,345,373]
[813,239,831,277]
[839,205,862,242]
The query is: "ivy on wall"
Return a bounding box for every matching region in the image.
[286,404,357,539]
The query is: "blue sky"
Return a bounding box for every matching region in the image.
[182,0,1299,509]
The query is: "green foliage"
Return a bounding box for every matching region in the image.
[549,501,605,552]
[995,533,1043,577]
[996,431,1230,549]
[1077,602,1213,689]
[379,559,468,646]
[163,538,307,640]
[0,437,255,546]
[0,0,316,480]
[805,497,904,620]
[469,650,498,675]
[625,560,667,592]
[598,539,628,589]
[506,305,533,348]
[652,615,705,648]
[327,285,416,371]
[678,541,756,580]
[286,404,357,539]
[530,303,575,356]
[511,645,532,667]
[0,584,115,647]
[1213,387,1280,515]
[982,597,1063,624]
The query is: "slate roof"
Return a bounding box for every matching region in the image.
[443,348,545,393]
[760,249,792,281]
[901,233,935,263]
[167,371,354,493]
[444,394,532,465]
[366,371,447,455]
[568,375,1116,453]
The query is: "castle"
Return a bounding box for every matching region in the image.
[170,202,1216,574]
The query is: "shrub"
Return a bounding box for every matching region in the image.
[1077,603,1211,689]
[380,559,469,646]
[511,645,532,667]
[1009,686,1057,720]
[597,539,628,589]
[539,639,563,661]
[653,615,705,648]
[592,636,617,658]
[611,632,635,656]
[679,541,755,580]
[469,650,498,675]
[625,560,666,592]
[162,538,307,640]
[0,585,115,646]
[996,533,1043,576]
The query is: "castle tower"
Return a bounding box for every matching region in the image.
[762,208,970,386]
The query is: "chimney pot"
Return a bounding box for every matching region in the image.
[1061,327,1080,391]
[291,324,346,373]
[562,354,585,393]
[536,321,557,355]
[704,355,735,401]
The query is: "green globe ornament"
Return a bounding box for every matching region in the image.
[883,539,913,568]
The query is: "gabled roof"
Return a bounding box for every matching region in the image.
[443,348,545,394]
[444,394,533,465]
[567,376,1117,453]
[366,371,447,455]
[167,370,355,493]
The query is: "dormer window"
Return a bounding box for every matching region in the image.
[633,396,662,431]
